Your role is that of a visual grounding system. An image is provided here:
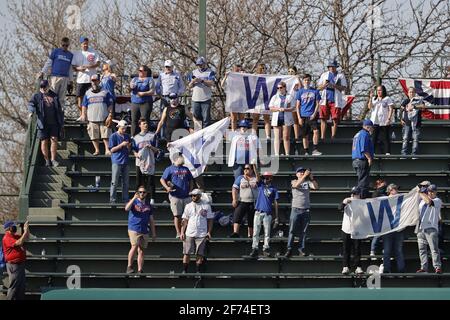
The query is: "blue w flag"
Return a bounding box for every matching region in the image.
[345,189,420,239]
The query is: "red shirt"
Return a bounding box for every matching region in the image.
[2,232,26,264]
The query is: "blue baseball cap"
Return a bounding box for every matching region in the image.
[327,59,339,67]
[196,56,206,65]
[363,119,374,127]
[40,79,49,88]
[296,167,306,173]
[238,119,251,128]
[168,93,178,99]
[351,186,361,195]
[428,184,437,192]
[80,36,89,43]
[3,221,16,230]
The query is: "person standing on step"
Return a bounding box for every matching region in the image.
[221,63,245,131]
[317,59,348,140]
[109,120,131,203]
[227,119,260,179]
[71,36,100,121]
[125,186,156,274]
[100,60,117,116]
[284,167,319,258]
[249,170,279,258]
[130,65,155,136]
[160,155,194,238]
[369,177,388,259]
[287,66,302,150]
[250,63,272,140]
[38,36,73,106]
[269,81,294,156]
[28,79,64,167]
[351,119,374,199]
[80,74,114,156]
[367,85,395,155]
[180,189,214,273]
[399,87,425,157]
[230,164,259,238]
[416,184,442,274]
[296,73,322,156]
[132,118,160,204]
[340,187,364,275]
[2,221,30,300]
[382,183,405,273]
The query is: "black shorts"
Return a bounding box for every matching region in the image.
[38,125,60,140]
[76,83,91,98]
[233,202,255,227]
[300,117,318,137]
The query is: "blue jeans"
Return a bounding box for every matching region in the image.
[192,100,211,128]
[110,163,130,202]
[287,208,310,252]
[232,163,244,180]
[370,236,382,253]
[352,159,370,199]
[401,125,420,155]
[252,211,272,250]
[382,231,405,273]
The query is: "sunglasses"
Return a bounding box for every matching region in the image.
[244,167,251,170]
[138,191,146,194]
[277,86,285,89]
[62,44,69,47]
[139,69,145,72]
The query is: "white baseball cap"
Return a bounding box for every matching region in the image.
[164,60,174,67]
[116,120,128,128]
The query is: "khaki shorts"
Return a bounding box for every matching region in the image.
[169,194,191,217]
[87,121,111,140]
[128,230,149,248]
[183,236,207,256]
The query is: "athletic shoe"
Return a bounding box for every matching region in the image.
[126,266,134,274]
[312,150,322,156]
[249,249,258,258]
[416,268,426,273]
[51,160,59,167]
[342,267,350,275]
[355,267,364,274]
[435,268,443,274]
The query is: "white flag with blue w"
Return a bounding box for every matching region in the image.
[346,189,420,239]
[225,72,298,114]
[167,118,230,178]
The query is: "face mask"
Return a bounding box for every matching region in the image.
[91,83,100,92]
[303,83,310,89]
[10,226,17,233]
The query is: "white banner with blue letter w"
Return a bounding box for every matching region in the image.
[167,118,230,178]
[346,189,420,239]
[225,72,298,114]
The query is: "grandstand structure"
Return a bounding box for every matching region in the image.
[2,111,448,299]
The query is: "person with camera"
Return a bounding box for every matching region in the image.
[340,187,364,275]
[80,74,114,156]
[124,186,156,274]
[317,59,348,140]
[28,79,64,167]
[180,189,214,273]
[130,65,155,136]
[400,87,426,157]
[416,184,442,273]
[2,221,30,300]
[109,120,132,204]
[249,170,279,258]
[284,167,319,258]
[351,120,374,199]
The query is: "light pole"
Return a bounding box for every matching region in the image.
[198,0,206,58]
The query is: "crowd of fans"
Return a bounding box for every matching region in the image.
[1,35,443,299]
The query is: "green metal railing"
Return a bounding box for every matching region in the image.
[18,114,40,220]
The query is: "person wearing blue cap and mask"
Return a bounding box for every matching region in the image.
[28,79,64,167]
[2,221,30,300]
[351,120,374,198]
[227,119,260,179]
[187,57,216,130]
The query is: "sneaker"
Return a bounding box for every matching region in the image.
[342,267,350,275]
[263,249,271,257]
[76,116,83,122]
[435,268,442,274]
[284,249,292,259]
[304,152,309,156]
[105,151,112,156]
[370,251,376,261]
[298,249,306,257]
[312,150,322,156]
[416,268,427,273]
[249,249,258,258]
[355,267,364,274]
[45,159,51,167]
[137,270,143,274]
[379,264,384,274]
[229,233,240,238]
[385,153,391,155]
[126,266,134,274]
[51,160,59,167]
[150,199,155,205]
[176,233,181,239]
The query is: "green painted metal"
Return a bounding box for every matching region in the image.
[18,114,40,220]
[198,0,207,58]
[41,288,450,300]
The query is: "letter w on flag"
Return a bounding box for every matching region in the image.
[167,118,230,178]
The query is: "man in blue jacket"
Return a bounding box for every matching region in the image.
[351,120,374,198]
[28,80,64,167]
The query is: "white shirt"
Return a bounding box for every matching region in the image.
[418,197,442,232]
[182,200,214,238]
[227,131,260,167]
[369,96,394,126]
[317,71,347,108]
[341,203,353,234]
[71,48,100,84]
[269,94,294,126]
